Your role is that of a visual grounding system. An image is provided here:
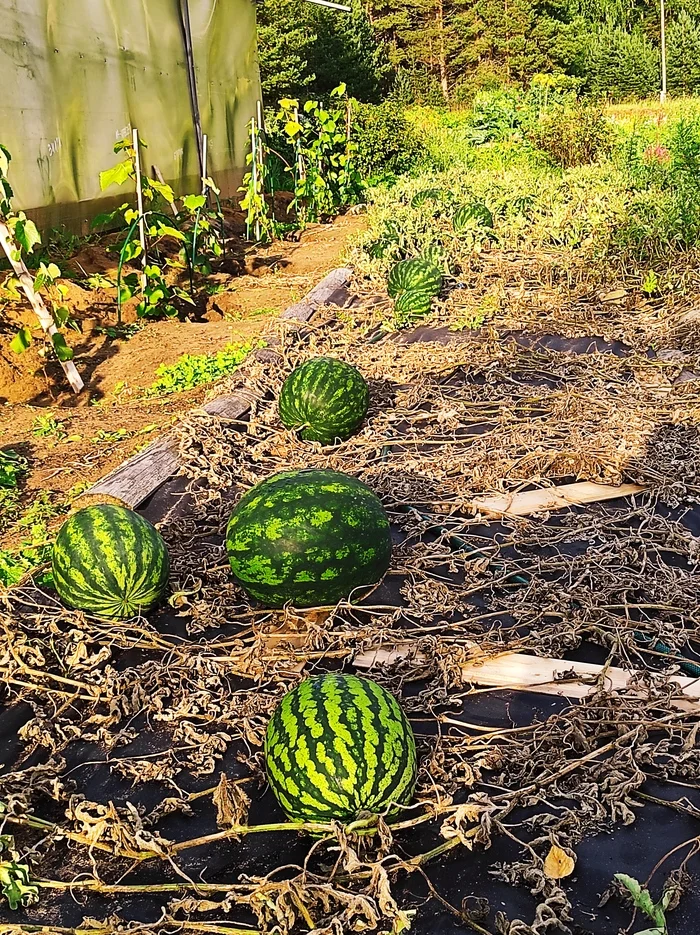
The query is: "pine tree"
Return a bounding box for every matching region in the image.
[667,9,700,95]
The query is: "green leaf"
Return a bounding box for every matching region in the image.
[13,217,41,254]
[304,100,318,113]
[10,327,32,354]
[51,333,74,361]
[149,178,175,203]
[99,160,133,191]
[0,857,39,910]
[91,209,120,230]
[124,208,140,225]
[52,305,71,327]
[46,262,61,279]
[153,222,187,242]
[331,83,347,97]
[183,194,207,211]
[0,146,10,178]
[203,176,220,196]
[284,120,303,139]
[2,275,21,300]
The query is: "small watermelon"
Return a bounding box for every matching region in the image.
[265,673,417,822]
[226,469,392,608]
[453,202,494,233]
[279,357,369,445]
[52,504,169,619]
[387,257,442,300]
[394,288,434,321]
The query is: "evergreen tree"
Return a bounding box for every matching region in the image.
[584,23,659,99]
[667,9,700,95]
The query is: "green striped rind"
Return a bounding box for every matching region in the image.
[226,469,392,608]
[52,505,169,619]
[279,357,370,445]
[453,202,494,232]
[387,258,443,299]
[394,288,434,319]
[265,673,417,822]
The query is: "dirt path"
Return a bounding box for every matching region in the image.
[0,213,363,546]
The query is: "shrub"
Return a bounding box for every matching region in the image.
[351,101,426,179]
[528,104,614,167]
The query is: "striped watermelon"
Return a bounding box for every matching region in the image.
[387,258,442,300]
[265,673,417,822]
[52,505,169,619]
[279,357,369,445]
[225,469,392,608]
[394,288,434,321]
[453,202,494,232]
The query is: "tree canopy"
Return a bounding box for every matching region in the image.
[256,0,700,104]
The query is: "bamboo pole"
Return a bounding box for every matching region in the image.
[0,221,84,393]
[132,128,147,292]
[202,133,208,194]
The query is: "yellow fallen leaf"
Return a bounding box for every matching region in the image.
[543,844,576,880]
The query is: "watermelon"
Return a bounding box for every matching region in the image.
[279,357,369,445]
[394,288,434,321]
[265,673,417,822]
[387,258,442,300]
[225,469,392,608]
[52,504,169,619]
[453,202,494,233]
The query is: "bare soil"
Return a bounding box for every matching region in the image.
[0,212,363,537]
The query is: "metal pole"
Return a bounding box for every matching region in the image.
[132,129,147,292]
[179,0,205,180]
[660,0,668,103]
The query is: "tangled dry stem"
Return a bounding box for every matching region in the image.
[3,253,700,934]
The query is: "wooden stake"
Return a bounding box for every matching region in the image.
[201,133,208,195]
[0,220,84,393]
[132,129,147,291]
[354,644,700,714]
[472,481,646,518]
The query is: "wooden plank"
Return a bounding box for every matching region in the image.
[77,268,353,510]
[280,266,353,321]
[472,481,646,518]
[353,643,700,712]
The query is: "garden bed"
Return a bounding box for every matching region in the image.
[3,275,700,935]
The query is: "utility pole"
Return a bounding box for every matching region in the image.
[660,0,668,103]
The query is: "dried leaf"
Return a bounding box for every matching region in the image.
[543,844,576,880]
[212,773,251,829]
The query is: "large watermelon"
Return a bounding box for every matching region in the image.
[387,257,442,300]
[279,357,369,445]
[225,469,392,608]
[52,505,169,619]
[265,673,417,822]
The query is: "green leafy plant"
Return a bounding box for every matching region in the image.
[0,449,27,489]
[0,145,78,362]
[614,873,670,934]
[0,835,38,911]
[96,138,195,322]
[0,491,64,587]
[147,342,259,395]
[32,415,67,439]
[278,84,362,225]
[240,118,276,243]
